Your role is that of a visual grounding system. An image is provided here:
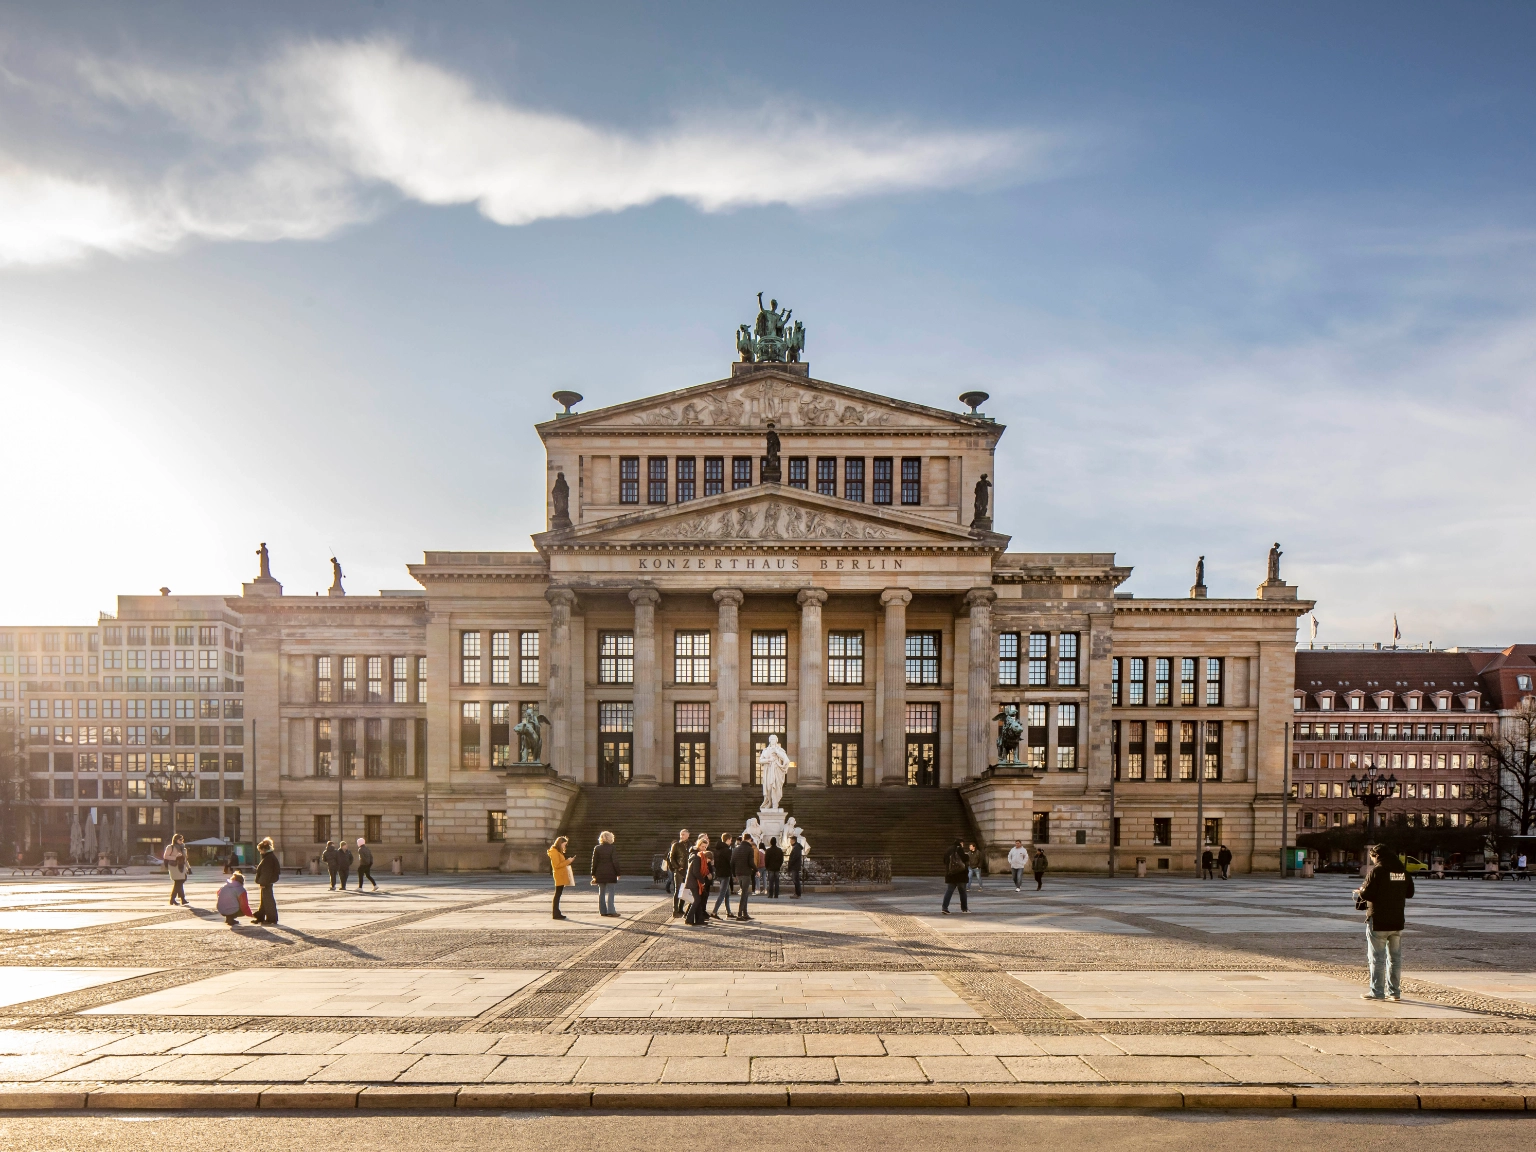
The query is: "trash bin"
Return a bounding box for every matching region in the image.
[308,856,320,875]
[391,856,403,875]
[1135,857,1147,878]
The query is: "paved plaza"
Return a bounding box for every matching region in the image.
[0,870,1532,1107]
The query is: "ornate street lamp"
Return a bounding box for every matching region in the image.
[1348,761,1398,835]
[148,769,197,840]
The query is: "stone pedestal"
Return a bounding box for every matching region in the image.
[959,765,1039,873]
[497,765,579,872]
[744,805,804,849]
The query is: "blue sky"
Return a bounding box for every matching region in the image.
[1,1,1533,644]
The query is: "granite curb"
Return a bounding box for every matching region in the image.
[0,1084,1529,1112]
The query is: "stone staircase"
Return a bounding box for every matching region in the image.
[558,785,975,877]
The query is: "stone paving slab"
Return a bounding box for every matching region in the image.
[0,966,160,1009]
[1415,971,1536,1004]
[580,971,978,1019]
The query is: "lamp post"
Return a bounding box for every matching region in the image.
[1348,761,1397,837]
[148,769,197,842]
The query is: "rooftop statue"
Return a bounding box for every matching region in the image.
[737,293,806,363]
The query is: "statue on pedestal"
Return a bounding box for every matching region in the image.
[758,734,790,811]
[1266,542,1283,584]
[328,557,345,597]
[971,473,992,530]
[993,703,1024,765]
[551,471,572,530]
[514,704,550,765]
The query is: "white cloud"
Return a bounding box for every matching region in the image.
[0,38,1049,267]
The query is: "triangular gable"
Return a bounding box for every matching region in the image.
[534,485,1003,549]
[537,370,1001,435]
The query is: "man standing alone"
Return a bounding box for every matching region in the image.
[765,836,784,898]
[1217,844,1233,880]
[669,829,691,918]
[1032,846,1048,891]
[787,837,804,898]
[942,839,970,914]
[1355,843,1414,1001]
[1007,840,1028,891]
[732,834,757,921]
[355,838,377,891]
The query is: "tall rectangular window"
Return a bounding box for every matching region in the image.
[1125,720,1145,779]
[1111,657,1121,706]
[1178,721,1196,780]
[520,632,541,685]
[1026,703,1047,769]
[491,631,511,685]
[460,702,481,769]
[900,457,921,504]
[844,457,865,502]
[341,656,357,702]
[367,656,383,703]
[1027,633,1049,686]
[314,719,332,777]
[828,632,864,684]
[1129,657,1146,705]
[389,717,408,776]
[338,718,357,777]
[365,717,384,777]
[648,456,668,504]
[599,632,634,684]
[599,702,634,785]
[1056,704,1079,770]
[1154,657,1171,706]
[490,702,511,767]
[905,702,939,786]
[787,457,808,489]
[674,631,710,683]
[316,656,333,703]
[827,703,863,787]
[732,456,753,490]
[414,717,427,774]
[392,656,410,703]
[619,456,640,503]
[1205,657,1224,706]
[998,632,1020,686]
[674,702,711,786]
[1153,720,1171,780]
[703,456,724,496]
[1057,633,1079,686]
[816,457,837,496]
[905,631,940,685]
[461,632,481,685]
[751,631,787,685]
[872,457,893,504]
[1180,657,1197,706]
[676,457,696,503]
[416,657,428,703]
[1153,817,1172,846]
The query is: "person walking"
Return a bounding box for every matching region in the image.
[683,833,712,926]
[163,834,191,906]
[1007,840,1028,891]
[967,841,983,888]
[1032,846,1049,891]
[216,871,252,926]
[355,838,377,891]
[788,837,804,898]
[942,839,970,914]
[668,829,692,918]
[336,840,353,891]
[1201,848,1215,880]
[252,837,281,925]
[732,834,757,921]
[765,836,784,898]
[710,833,735,920]
[547,835,575,920]
[322,840,340,889]
[1217,844,1233,880]
[591,831,621,917]
[1354,843,1414,1000]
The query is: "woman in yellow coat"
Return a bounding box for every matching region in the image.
[547,835,575,920]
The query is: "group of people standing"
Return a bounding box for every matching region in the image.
[1201,844,1235,879]
[668,826,805,926]
[943,839,1047,912]
[320,839,379,891]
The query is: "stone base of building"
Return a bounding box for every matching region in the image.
[959,766,1040,873]
[497,767,580,872]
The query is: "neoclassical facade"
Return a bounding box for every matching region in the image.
[237,359,1310,873]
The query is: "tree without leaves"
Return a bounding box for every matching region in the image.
[1473,696,1536,838]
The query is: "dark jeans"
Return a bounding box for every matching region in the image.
[357,864,376,888]
[712,875,734,917]
[768,872,780,898]
[255,884,278,924]
[737,884,751,918]
[338,868,350,890]
[791,869,802,897]
[1034,870,1045,890]
[943,883,969,912]
[552,885,565,917]
[327,866,339,889]
[169,880,186,905]
[686,886,709,924]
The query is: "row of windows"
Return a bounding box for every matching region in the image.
[1111,719,1224,781]
[459,702,539,769]
[0,628,239,652]
[1293,722,1486,742]
[620,455,923,506]
[2,655,94,675]
[30,779,244,801]
[0,631,95,652]
[459,632,540,687]
[318,655,430,703]
[25,698,243,720]
[312,814,401,844]
[30,751,244,776]
[1112,657,1224,707]
[1294,751,1486,772]
[314,717,427,777]
[1295,779,1487,801]
[27,724,244,747]
[591,629,945,687]
[94,650,239,672]
[1300,810,1481,830]
[998,632,1080,687]
[1295,691,1478,713]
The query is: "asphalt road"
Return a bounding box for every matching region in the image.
[0,1111,1529,1152]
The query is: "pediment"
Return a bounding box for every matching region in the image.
[535,486,1003,550]
[538,371,1000,435]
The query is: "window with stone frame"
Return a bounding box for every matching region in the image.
[392,656,410,703]
[417,657,428,703]
[827,632,864,684]
[1026,702,1047,769]
[490,702,511,767]
[1154,657,1171,706]
[998,632,1020,686]
[367,656,384,703]
[365,718,385,777]
[751,631,788,685]
[732,456,753,490]
[1153,817,1172,846]
[598,631,634,684]
[1153,720,1171,780]
[674,631,711,684]
[491,632,511,685]
[619,456,640,503]
[1027,633,1049,686]
[872,457,893,504]
[460,702,481,769]
[314,719,332,777]
[390,718,408,776]
[900,457,921,504]
[648,456,668,504]
[520,631,541,685]
[816,457,837,496]
[338,656,357,702]
[1054,632,1079,686]
[1204,721,1222,780]
[704,456,724,496]
[1178,721,1196,780]
[676,457,696,503]
[844,457,865,502]
[1056,704,1078,770]
[1112,657,1122,705]
[787,457,808,489]
[906,631,940,685]
[1127,657,1146,706]
[1205,658,1224,705]
[487,810,508,842]
[1180,657,1197,706]
[1126,720,1146,780]
[460,632,481,685]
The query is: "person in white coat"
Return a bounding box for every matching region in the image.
[1007,840,1029,891]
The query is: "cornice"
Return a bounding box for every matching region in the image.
[1113,597,1316,617]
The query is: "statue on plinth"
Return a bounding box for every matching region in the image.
[1265,542,1283,584]
[971,473,992,530]
[758,734,790,811]
[551,471,572,530]
[328,556,345,597]
[735,294,804,364]
[514,704,550,765]
[993,703,1024,765]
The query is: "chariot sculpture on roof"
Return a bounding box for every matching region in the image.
[737,292,806,364]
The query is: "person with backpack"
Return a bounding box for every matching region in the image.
[216,872,252,926]
[252,838,281,924]
[1355,843,1415,1001]
[355,838,377,891]
[942,839,970,914]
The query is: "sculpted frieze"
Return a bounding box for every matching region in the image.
[638,501,894,542]
[629,378,892,429]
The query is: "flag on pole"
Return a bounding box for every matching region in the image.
[1392,615,1401,646]
[1309,614,1319,648]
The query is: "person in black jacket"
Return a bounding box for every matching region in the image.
[942,839,970,913]
[591,831,621,917]
[1354,843,1414,1001]
[731,834,757,921]
[321,841,340,889]
[355,838,377,891]
[336,842,353,891]
[764,837,784,898]
[1217,844,1233,880]
[1201,848,1215,880]
[683,834,712,926]
[668,829,692,918]
[787,838,804,898]
[252,837,281,925]
[710,833,735,920]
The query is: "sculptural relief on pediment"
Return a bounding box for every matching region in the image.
[633,500,899,543]
[629,378,894,429]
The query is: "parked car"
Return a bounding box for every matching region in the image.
[1402,855,1430,873]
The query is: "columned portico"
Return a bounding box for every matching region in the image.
[545,586,577,779]
[796,587,828,789]
[879,588,912,786]
[964,587,996,781]
[712,587,744,787]
[629,585,661,787]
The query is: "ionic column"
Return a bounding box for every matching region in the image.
[712,588,744,788]
[879,588,912,786]
[796,588,828,789]
[629,586,661,787]
[544,587,577,779]
[965,587,997,781]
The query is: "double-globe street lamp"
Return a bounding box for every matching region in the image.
[1348,760,1398,836]
[148,768,197,842]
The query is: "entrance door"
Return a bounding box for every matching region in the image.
[675,738,709,786]
[906,737,938,786]
[829,738,862,787]
[599,737,631,786]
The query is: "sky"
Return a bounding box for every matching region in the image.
[1,1,1533,645]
